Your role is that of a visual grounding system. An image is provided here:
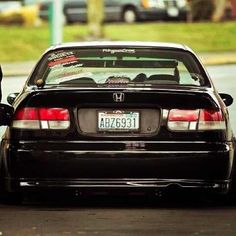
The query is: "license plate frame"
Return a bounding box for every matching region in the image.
[97,110,140,132]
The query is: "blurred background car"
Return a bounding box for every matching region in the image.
[0,0,41,26]
[36,0,189,24]
[0,1,22,24]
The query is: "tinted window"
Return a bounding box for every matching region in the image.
[31,48,208,87]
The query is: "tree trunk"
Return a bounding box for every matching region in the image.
[87,0,104,39]
[212,0,227,21]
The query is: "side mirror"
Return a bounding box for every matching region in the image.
[219,93,233,107]
[7,93,19,105]
[0,104,14,126]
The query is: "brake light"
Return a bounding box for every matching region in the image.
[39,108,69,121]
[198,109,225,130]
[199,109,224,121]
[14,108,39,120]
[13,108,70,130]
[168,109,199,131]
[168,109,225,131]
[168,109,199,122]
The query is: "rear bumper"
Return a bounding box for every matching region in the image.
[3,140,234,193]
[6,178,230,195]
[19,178,229,189]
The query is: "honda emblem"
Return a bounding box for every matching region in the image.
[113,92,125,102]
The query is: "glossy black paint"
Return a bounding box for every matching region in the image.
[220,93,234,107]
[5,88,229,143]
[0,104,14,126]
[0,42,235,196]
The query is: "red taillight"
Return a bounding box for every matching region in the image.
[199,109,224,121]
[168,109,226,131]
[13,107,70,130]
[39,108,69,121]
[198,109,225,130]
[14,108,39,120]
[168,109,199,122]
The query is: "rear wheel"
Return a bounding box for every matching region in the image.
[223,158,236,202]
[228,172,236,201]
[0,192,22,205]
[0,161,22,205]
[0,161,4,197]
[122,8,137,23]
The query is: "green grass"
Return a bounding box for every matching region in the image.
[1,21,236,62]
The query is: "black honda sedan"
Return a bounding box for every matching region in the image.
[0,42,235,202]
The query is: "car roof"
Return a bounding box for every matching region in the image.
[46,41,192,53]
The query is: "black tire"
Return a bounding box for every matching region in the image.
[122,7,137,23]
[227,148,236,201]
[0,160,22,205]
[0,157,5,196]
[228,174,236,202]
[0,192,23,205]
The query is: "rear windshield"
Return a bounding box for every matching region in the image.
[30,48,208,87]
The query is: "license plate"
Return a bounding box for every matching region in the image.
[98,110,140,132]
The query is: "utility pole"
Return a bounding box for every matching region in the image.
[49,0,63,45]
[87,0,104,39]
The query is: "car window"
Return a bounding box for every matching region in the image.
[31,48,207,87]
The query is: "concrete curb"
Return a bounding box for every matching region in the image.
[1,52,236,77]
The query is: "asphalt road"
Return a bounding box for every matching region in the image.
[0,64,236,236]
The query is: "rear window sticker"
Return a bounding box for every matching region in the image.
[102,49,136,54]
[48,51,79,67]
[48,51,74,61]
[47,64,84,81]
